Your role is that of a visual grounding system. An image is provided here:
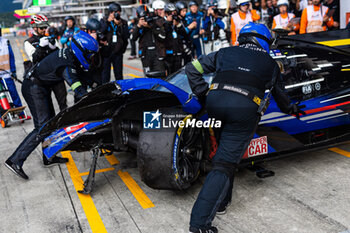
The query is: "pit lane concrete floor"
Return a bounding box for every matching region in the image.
[1,35,350,233]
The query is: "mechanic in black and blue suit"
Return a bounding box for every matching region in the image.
[4,31,99,180]
[185,1,204,58]
[185,22,305,233]
[60,16,80,48]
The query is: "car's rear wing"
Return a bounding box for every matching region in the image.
[286,29,350,53]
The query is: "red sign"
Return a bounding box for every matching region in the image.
[69,128,87,139]
[242,136,268,158]
[64,122,88,134]
[347,12,350,25]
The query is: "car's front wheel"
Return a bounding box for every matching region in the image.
[137,112,208,190]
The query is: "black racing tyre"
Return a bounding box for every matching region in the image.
[137,109,209,190]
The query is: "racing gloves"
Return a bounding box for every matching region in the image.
[288,102,306,119]
[39,37,57,50]
[39,37,49,47]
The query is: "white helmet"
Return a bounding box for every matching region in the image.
[30,14,50,28]
[277,0,289,7]
[236,0,250,5]
[152,0,166,10]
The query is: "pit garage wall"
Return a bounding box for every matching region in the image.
[340,0,350,28]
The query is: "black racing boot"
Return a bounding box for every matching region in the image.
[189,226,218,233]
[5,159,29,180]
[43,155,69,167]
[216,201,231,215]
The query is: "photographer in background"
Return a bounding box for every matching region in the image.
[24,14,67,112]
[100,2,129,83]
[152,0,166,19]
[128,16,138,60]
[185,1,204,58]
[131,5,166,76]
[164,3,188,74]
[84,18,111,87]
[60,16,80,48]
[48,27,60,42]
[175,1,193,65]
[201,0,229,54]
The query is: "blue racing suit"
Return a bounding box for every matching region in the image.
[185,11,204,57]
[201,16,225,43]
[60,26,80,47]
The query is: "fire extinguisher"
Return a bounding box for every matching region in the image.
[0,82,10,110]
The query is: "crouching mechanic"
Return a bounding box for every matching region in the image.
[185,22,305,233]
[4,31,99,180]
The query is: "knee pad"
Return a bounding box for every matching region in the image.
[212,161,236,179]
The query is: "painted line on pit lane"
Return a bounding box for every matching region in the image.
[123,73,141,78]
[316,39,350,47]
[61,151,108,233]
[80,167,115,177]
[123,64,144,73]
[328,147,350,158]
[117,170,155,209]
[15,39,28,61]
[111,64,143,73]
[104,152,155,209]
[15,39,20,47]
[104,153,120,165]
[19,49,28,62]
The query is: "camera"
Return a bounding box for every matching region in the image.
[173,15,180,22]
[48,35,56,45]
[97,32,107,42]
[114,12,121,20]
[145,12,155,23]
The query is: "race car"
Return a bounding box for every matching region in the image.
[39,29,350,193]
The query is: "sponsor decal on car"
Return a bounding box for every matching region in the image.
[173,135,179,180]
[302,84,313,94]
[64,122,89,134]
[244,136,268,158]
[69,128,87,139]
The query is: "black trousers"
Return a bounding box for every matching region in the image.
[183,54,193,66]
[165,55,183,75]
[8,79,55,167]
[190,90,260,229]
[141,50,165,74]
[101,53,123,84]
[130,39,136,56]
[51,81,67,111]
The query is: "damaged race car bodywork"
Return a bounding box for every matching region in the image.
[40,29,350,191]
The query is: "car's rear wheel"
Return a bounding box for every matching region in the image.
[137,111,208,190]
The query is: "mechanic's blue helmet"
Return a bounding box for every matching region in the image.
[238,22,272,53]
[71,30,99,70]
